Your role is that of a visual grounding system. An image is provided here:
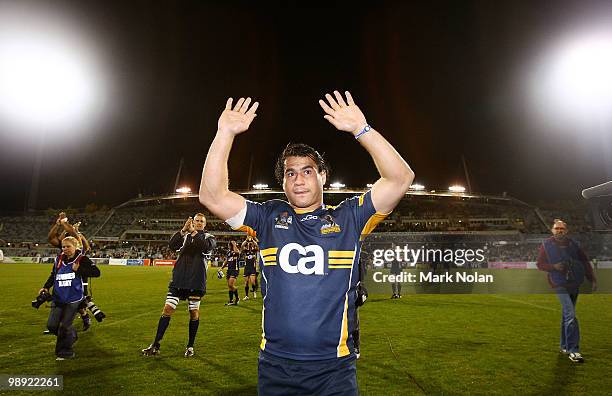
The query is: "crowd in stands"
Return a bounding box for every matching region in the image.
[1,193,609,262]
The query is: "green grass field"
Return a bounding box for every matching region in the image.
[1,263,611,395]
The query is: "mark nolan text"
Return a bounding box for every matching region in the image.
[373,271,494,283]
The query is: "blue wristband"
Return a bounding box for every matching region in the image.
[355,124,371,139]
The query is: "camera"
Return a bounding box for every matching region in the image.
[85,296,106,322]
[31,290,52,309]
[355,282,368,307]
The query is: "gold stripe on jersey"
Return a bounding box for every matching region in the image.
[294,207,317,214]
[261,247,278,266]
[328,265,353,269]
[260,305,267,350]
[328,259,354,264]
[337,293,350,357]
[358,193,365,207]
[360,212,390,241]
[328,251,355,258]
[238,225,257,237]
[260,247,278,257]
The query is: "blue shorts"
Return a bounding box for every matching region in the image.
[258,351,357,396]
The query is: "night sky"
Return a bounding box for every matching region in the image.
[1,1,611,212]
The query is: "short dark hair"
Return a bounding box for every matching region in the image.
[274,143,330,185]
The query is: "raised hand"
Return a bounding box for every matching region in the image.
[182,217,193,233]
[57,212,67,225]
[319,90,368,135]
[218,97,259,136]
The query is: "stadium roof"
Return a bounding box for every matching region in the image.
[115,189,534,209]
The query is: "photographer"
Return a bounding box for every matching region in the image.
[47,213,103,330]
[142,213,216,357]
[537,219,597,363]
[39,236,100,360]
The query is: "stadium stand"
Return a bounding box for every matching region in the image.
[1,190,609,262]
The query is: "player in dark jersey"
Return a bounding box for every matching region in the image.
[241,236,259,300]
[220,241,241,305]
[390,258,403,299]
[142,213,216,357]
[199,91,414,395]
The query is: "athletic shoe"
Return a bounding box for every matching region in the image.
[142,344,160,356]
[391,294,398,299]
[184,347,195,357]
[43,330,52,335]
[354,347,361,359]
[225,301,235,306]
[560,349,569,355]
[568,352,584,363]
[243,295,250,300]
[253,292,257,299]
[56,353,75,361]
[234,299,239,305]
[82,315,92,331]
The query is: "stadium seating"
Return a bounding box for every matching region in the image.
[1,191,608,261]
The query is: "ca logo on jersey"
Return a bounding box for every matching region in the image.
[278,243,324,275]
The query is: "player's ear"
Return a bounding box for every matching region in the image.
[321,170,327,186]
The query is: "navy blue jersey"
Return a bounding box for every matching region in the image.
[225,251,240,271]
[241,250,258,269]
[228,190,387,360]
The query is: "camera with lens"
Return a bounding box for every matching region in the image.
[85,296,106,322]
[31,290,52,309]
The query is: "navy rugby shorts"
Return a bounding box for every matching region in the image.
[258,350,357,396]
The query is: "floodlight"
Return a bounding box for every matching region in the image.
[0,7,107,134]
[449,185,466,193]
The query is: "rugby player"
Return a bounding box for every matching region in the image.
[199,91,414,395]
[241,236,259,300]
[142,214,216,357]
[220,241,241,305]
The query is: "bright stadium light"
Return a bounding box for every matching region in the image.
[0,4,108,135]
[330,182,345,189]
[176,186,192,194]
[0,4,110,210]
[409,184,425,191]
[252,183,269,190]
[529,26,612,127]
[449,185,466,193]
[366,183,374,188]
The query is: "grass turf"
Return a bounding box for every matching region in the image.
[1,263,611,395]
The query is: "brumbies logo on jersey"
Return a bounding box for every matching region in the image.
[320,214,341,235]
[274,211,292,230]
